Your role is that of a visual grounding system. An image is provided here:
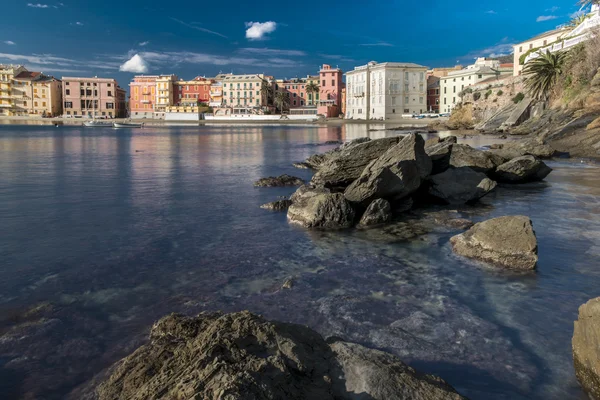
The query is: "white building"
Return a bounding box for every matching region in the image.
[439,58,508,114]
[345,61,428,120]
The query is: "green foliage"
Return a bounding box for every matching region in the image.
[523,50,567,100]
[497,90,504,96]
[484,90,492,100]
[473,92,481,101]
[512,92,525,103]
[274,91,290,112]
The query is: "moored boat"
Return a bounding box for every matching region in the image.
[83,120,112,127]
[113,122,143,128]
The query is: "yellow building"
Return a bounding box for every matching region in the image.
[0,64,27,116]
[155,75,177,112]
[209,81,223,107]
[13,72,63,117]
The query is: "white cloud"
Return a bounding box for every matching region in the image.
[238,47,305,56]
[546,6,560,12]
[461,40,516,61]
[27,3,48,8]
[486,10,497,14]
[0,52,120,73]
[170,18,227,38]
[536,15,558,22]
[245,21,277,40]
[139,41,150,46]
[3,41,16,45]
[358,42,394,47]
[119,54,149,73]
[71,21,84,26]
[137,50,301,69]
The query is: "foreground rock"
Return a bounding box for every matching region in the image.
[97,311,466,400]
[260,199,292,211]
[425,136,456,175]
[254,174,305,187]
[358,198,392,227]
[311,137,401,188]
[450,144,496,173]
[288,186,355,229]
[344,133,432,206]
[573,297,600,400]
[502,138,557,159]
[494,156,552,183]
[428,167,497,205]
[450,215,538,270]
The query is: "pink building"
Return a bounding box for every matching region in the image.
[62,77,126,118]
[129,75,158,118]
[281,79,308,108]
[318,64,343,118]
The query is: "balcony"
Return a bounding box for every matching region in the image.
[211,90,222,96]
[0,103,13,108]
[141,100,151,104]
[157,94,169,98]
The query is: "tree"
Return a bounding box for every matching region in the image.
[260,79,274,107]
[523,50,567,100]
[305,82,319,106]
[274,91,290,113]
[579,0,599,8]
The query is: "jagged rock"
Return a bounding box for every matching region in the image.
[591,68,600,87]
[287,189,355,229]
[97,312,467,400]
[281,277,295,289]
[358,199,392,227]
[293,162,311,169]
[289,184,330,203]
[450,215,538,270]
[449,144,496,173]
[428,167,497,205]
[494,156,552,183]
[426,141,454,175]
[311,137,401,188]
[502,138,556,159]
[573,297,600,400]
[254,174,305,187]
[339,137,371,150]
[260,200,293,211]
[344,134,432,206]
[487,148,523,164]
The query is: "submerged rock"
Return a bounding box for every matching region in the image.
[450,215,538,270]
[450,144,496,173]
[260,199,293,211]
[358,198,392,227]
[254,174,305,187]
[344,133,432,206]
[494,156,552,183]
[288,188,355,229]
[428,167,497,205]
[293,162,312,169]
[573,297,600,400]
[97,311,466,400]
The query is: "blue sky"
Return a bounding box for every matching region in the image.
[0,0,588,89]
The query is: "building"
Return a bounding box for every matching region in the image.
[345,61,428,120]
[278,78,308,108]
[129,75,158,118]
[428,66,463,78]
[341,87,346,115]
[426,75,440,113]
[209,81,223,107]
[439,58,511,114]
[155,74,178,113]
[0,64,28,116]
[512,27,573,76]
[174,77,211,105]
[216,73,270,113]
[13,72,63,117]
[318,64,343,117]
[305,75,320,106]
[62,76,126,118]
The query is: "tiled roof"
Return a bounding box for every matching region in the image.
[14,71,42,80]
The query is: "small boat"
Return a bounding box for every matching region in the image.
[113,122,143,128]
[84,120,112,127]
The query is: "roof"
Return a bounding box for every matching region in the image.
[500,63,514,68]
[515,27,572,45]
[443,66,499,79]
[474,74,513,85]
[14,71,42,80]
[346,61,427,74]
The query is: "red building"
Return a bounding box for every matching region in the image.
[427,75,440,113]
[174,77,212,106]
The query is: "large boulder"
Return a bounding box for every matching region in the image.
[428,167,497,205]
[344,133,432,206]
[311,137,401,188]
[288,187,355,229]
[97,311,467,400]
[450,215,538,270]
[358,198,392,227]
[449,144,496,173]
[260,199,293,211]
[573,297,600,400]
[290,184,330,202]
[494,156,552,183]
[426,141,454,175]
[254,174,305,187]
[502,138,556,159]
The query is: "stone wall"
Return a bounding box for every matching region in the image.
[461,76,526,122]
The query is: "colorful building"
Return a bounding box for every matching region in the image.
[426,75,440,113]
[318,64,343,118]
[305,75,320,106]
[0,64,28,116]
[62,76,126,118]
[216,73,270,113]
[174,77,212,105]
[209,81,223,107]
[129,75,158,118]
[13,71,63,117]
[155,74,178,113]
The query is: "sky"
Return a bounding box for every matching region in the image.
[0,0,590,90]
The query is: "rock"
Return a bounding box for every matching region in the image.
[97,311,467,400]
[489,144,503,150]
[287,189,355,229]
[304,153,330,169]
[282,277,294,289]
[254,174,305,187]
[450,215,538,270]
[324,140,343,145]
[494,156,552,183]
[573,297,600,400]
[591,68,600,87]
[441,218,475,230]
[293,162,311,169]
[311,137,401,189]
[485,150,512,168]
[449,144,496,173]
[358,199,392,227]
[339,137,371,150]
[260,199,293,211]
[289,184,330,203]
[428,167,497,205]
[502,138,557,159]
[426,141,454,175]
[344,133,432,206]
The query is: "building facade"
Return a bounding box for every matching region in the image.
[129,75,158,118]
[174,77,212,106]
[62,77,125,118]
[306,75,320,106]
[439,58,511,114]
[426,75,440,113]
[209,81,223,107]
[318,64,343,117]
[155,75,178,112]
[512,27,572,76]
[0,64,27,116]
[345,61,428,120]
[13,72,63,117]
[216,73,269,112]
[278,78,308,108]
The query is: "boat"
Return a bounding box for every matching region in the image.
[83,120,112,127]
[113,122,143,128]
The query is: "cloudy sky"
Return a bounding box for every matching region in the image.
[0,0,588,90]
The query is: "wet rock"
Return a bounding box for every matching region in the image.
[573,297,600,400]
[440,218,475,230]
[358,199,392,227]
[254,174,305,187]
[282,277,295,289]
[344,133,432,206]
[503,138,557,159]
[97,311,467,400]
[494,156,552,183]
[304,153,331,169]
[261,199,293,211]
[428,167,497,205]
[489,143,503,150]
[450,215,538,270]
[293,162,311,169]
[311,137,401,189]
[449,144,496,173]
[339,137,371,150]
[426,141,454,175]
[289,184,330,203]
[288,189,355,229]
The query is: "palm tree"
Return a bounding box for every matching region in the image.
[579,0,599,7]
[305,82,319,106]
[523,50,567,100]
[260,79,274,107]
[274,91,290,113]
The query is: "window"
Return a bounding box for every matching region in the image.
[106,103,114,109]
[331,80,335,86]
[86,89,92,96]
[93,83,97,86]
[322,80,325,86]
[405,72,409,80]
[529,44,533,49]
[543,40,547,46]
[24,101,27,106]
[478,75,482,79]
[107,83,111,87]
[419,97,423,104]
[108,91,112,97]
[42,102,46,107]
[87,83,90,86]
[519,46,522,52]
[66,89,70,95]
[66,82,70,86]
[444,87,446,94]
[293,93,296,97]
[94,90,98,96]
[405,96,409,103]
[195,86,198,90]
[453,97,456,103]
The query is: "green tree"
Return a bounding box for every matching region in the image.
[274,91,290,113]
[305,82,319,105]
[579,0,599,7]
[260,79,274,107]
[523,50,567,100]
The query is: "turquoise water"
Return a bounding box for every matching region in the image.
[0,124,598,399]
